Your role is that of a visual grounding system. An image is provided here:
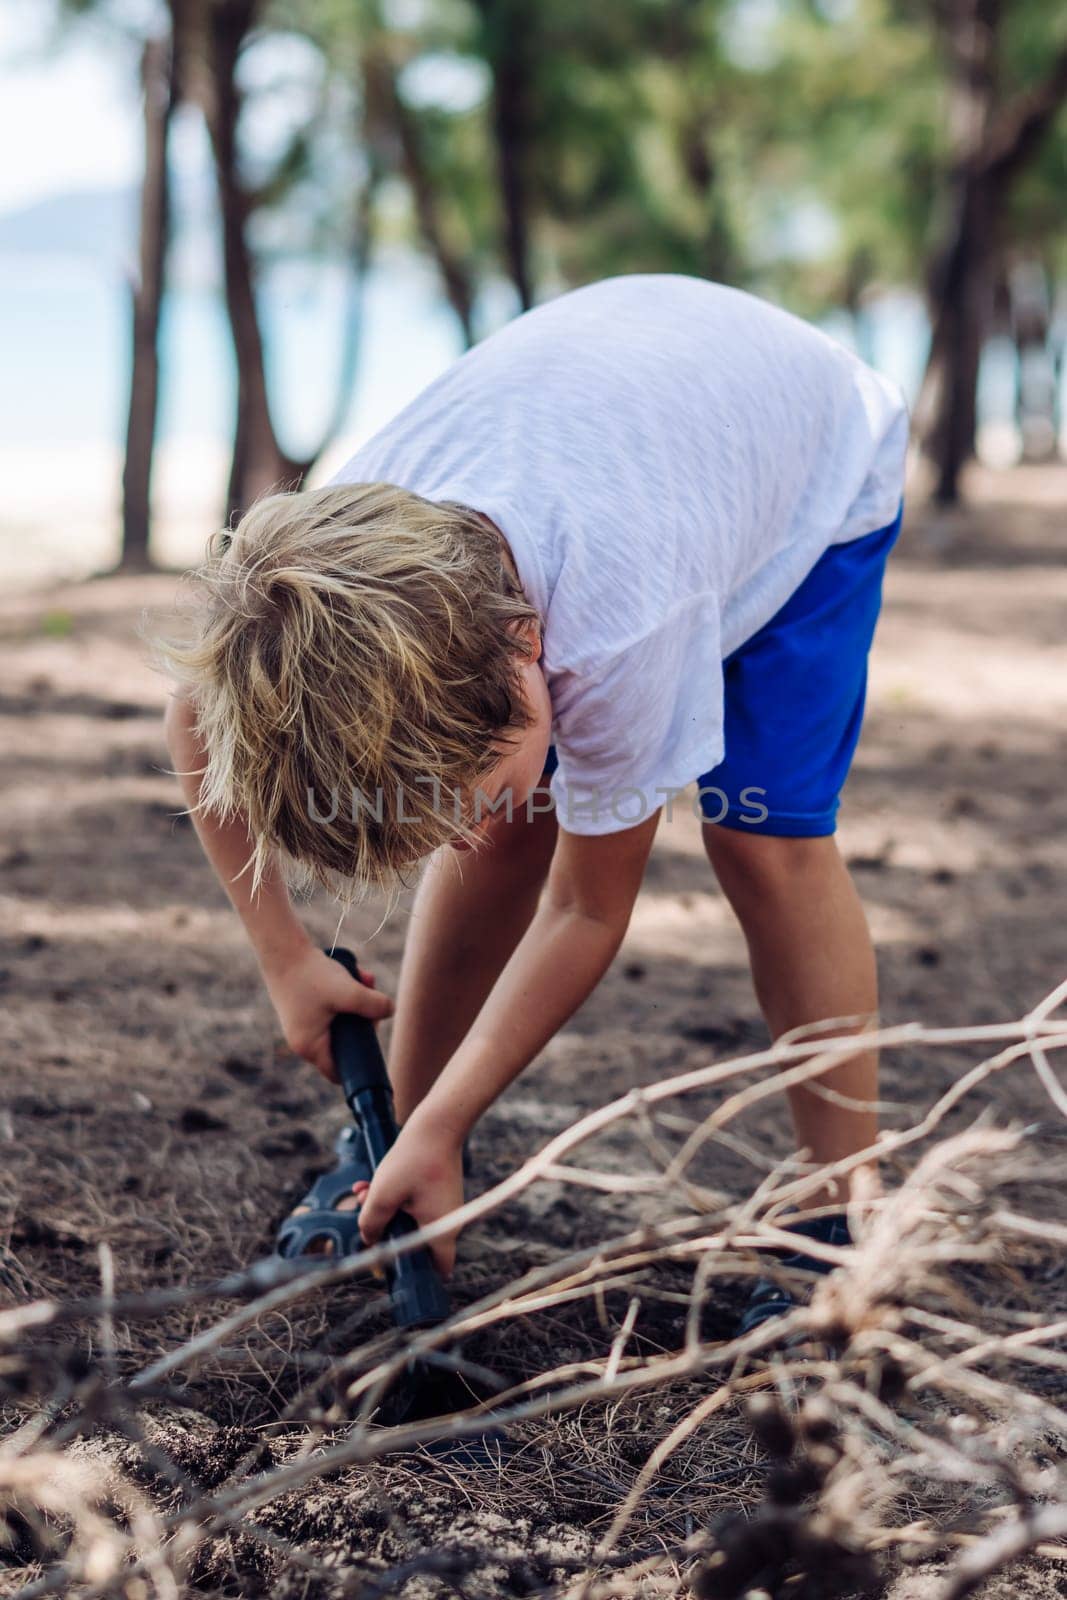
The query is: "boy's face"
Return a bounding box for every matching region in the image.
[451,643,552,852]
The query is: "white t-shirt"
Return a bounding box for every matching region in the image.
[329,275,908,836]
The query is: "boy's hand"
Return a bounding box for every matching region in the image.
[264,945,394,1082]
[355,1118,465,1277]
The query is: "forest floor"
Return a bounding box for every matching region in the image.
[2,462,1067,1599]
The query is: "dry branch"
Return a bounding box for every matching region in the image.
[2,984,1066,1598]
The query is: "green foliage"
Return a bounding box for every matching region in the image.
[732,0,944,311]
[57,0,1067,314]
[40,610,75,639]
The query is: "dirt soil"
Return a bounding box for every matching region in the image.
[2,462,1067,1598]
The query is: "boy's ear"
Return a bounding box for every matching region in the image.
[510,618,542,663]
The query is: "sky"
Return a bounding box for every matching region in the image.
[0,6,147,216]
[0,4,361,234]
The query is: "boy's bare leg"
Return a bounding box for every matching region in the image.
[388,807,559,1122]
[702,828,879,1211]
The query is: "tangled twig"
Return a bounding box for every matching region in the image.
[2,984,1067,1598]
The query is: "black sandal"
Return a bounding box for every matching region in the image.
[275,1128,475,1261]
[276,1126,372,1260]
[736,1213,852,1336]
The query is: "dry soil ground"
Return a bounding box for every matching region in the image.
[2,464,1066,1598]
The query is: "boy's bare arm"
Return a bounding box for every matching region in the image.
[163,693,392,1078]
[417,812,659,1135]
[387,807,560,1121]
[164,692,311,969]
[357,811,660,1263]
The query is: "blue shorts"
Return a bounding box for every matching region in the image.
[542,504,902,838]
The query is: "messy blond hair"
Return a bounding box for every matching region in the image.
[160,483,540,898]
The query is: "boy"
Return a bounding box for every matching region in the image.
[164,275,908,1332]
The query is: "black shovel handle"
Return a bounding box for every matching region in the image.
[327,948,451,1329]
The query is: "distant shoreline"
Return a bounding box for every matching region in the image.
[1,431,1055,593]
[0,436,356,587]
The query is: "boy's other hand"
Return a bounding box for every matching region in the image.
[355,1120,465,1277]
[264,945,394,1082]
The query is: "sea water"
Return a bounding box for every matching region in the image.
[0,249,1044,583]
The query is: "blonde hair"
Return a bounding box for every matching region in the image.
[160,482,540,899]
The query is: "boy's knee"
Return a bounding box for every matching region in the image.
[702,826,840,902]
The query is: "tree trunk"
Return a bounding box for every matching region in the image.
[916,0,999,504]
[917,6,1067,502]
[363,45,476,347]
[678,105,737,286]
[919,177,997,503]
[490,54,533,310]
[121,34,177,571]
[203,0,302,521]
[194,1,381,524]
[476,0,534,311]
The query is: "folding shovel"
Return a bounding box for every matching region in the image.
[325,945,452,1332]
